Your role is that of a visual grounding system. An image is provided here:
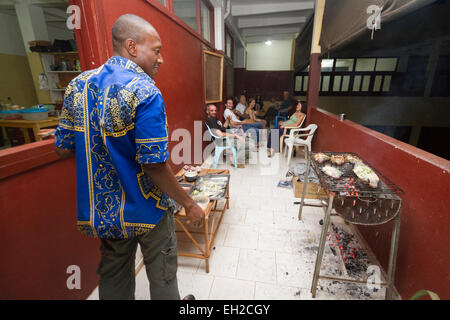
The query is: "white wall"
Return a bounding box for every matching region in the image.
[246,39,293,71]
[47,25,75,42]
[0,13,26,56]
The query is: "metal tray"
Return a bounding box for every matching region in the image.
[174,183,194,213]
[192,174,230,200]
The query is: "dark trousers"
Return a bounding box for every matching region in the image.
[267,127,289,152]
[97,210,180,300]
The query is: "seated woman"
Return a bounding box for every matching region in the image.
[267,100,305,157]
[246,98,267,140]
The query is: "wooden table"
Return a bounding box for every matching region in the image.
[0,117,59,145]
[174,168,230,273]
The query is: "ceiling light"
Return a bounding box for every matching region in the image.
[265,40,272,46]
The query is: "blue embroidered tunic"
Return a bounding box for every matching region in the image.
[55,56,174,239]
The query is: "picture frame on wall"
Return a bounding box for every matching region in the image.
[204,50,223,104]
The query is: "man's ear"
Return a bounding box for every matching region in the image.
[125,39,138,57]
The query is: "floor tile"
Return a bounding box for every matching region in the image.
[197,245,240,278]
[258,225,294,253]
[177,271,214,300]
[224,224,259,249]
[254,282,302,300]
[236,249,277,284]
[209,276,255,300]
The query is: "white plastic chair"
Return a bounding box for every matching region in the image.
[205,123,238,169]
[283,124,318,166]
[279,114,306,153]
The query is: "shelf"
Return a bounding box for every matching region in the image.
[40,51,79,55]
[45,70,81,73]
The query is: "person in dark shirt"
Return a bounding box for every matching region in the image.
[280,91,294,116]
[205,104,253,166]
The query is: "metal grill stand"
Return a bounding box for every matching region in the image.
[298,152,402,300]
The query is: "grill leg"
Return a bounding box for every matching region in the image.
[298,151,311,221]
[311,193,334,298]
[386,209,401,300]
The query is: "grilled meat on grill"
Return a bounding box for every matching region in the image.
[353,162,379,188]
[314,153,330,163]
[331,155,345,165]
[345,154,362,164]
[322,166,343,179]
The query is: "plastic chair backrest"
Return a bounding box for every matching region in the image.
[297,124,318,145]
[205,123,229,148]
[297,114,306,128]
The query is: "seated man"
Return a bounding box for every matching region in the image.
[234,95,250,121]
[279,91,294,115]
[205,104,254,166]
[264,97,280,126]
[223,98,263,146]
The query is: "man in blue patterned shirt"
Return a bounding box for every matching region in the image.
[55,14,204,300]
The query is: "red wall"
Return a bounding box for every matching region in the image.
[234,69,294,100]
[310,108,450,299]
[0,141,100,299]
[72,0,218,170]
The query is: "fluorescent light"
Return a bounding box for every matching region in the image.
[265,40,272,46]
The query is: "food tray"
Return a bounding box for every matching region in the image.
[191,174,230,200]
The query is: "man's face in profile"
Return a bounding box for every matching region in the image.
[137,29,163,79]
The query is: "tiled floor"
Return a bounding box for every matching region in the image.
[88,146,388,300]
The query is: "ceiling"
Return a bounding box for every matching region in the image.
[229,0,314,43]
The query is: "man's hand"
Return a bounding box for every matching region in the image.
[143,162,206,222]
[185,201,205,223]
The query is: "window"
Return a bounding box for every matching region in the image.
[383,75,392,92]
[322,75,330,91]
[333,76,342,92]
[353,76,361,92]
[173,0,198,32]
[200,0,211,42]
[341,75,350,91]
[295,76,308,91]
[158,0,166,5]
[321,59,334,72]
[376,58,397,71]
[295,76,302,91]
[335,59,354,72]
[373,75,383,92]
[294,57,398,95]
[356,58,376,71]
[303,76,308,91]
[172,0,214,43]
[361,75,371,91]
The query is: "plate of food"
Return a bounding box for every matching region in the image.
[192,174,230,200]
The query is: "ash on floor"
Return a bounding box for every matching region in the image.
[311,220,387,300]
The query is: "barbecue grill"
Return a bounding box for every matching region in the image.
[298,151,403,300]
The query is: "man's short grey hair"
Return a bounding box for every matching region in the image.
[112,14,155,52]
[206,104,216,112]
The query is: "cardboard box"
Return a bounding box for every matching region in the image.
[293,177,327,199]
